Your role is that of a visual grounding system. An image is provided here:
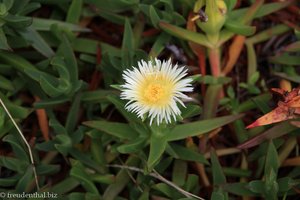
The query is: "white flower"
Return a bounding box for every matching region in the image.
[120,58,193,125]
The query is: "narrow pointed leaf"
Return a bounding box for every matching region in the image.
[83,121,139,140]
[19,26,55,58]
[159,21,211,48]
[166,114,243,141]
[225,20,256,36]
[148,134,167,170]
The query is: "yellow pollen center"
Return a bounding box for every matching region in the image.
[144,83,165,103]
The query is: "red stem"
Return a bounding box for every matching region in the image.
[209,48,221,77]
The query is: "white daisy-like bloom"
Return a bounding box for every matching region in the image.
[120,58,193,125]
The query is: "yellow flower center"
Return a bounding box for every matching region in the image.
[144,83,165,103]
[138,73,174,106]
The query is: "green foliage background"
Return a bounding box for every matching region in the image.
[0,0,299,199]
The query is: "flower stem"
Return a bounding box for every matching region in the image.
[208,47,221,77]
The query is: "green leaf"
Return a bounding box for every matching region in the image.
[33,96,70,108]
[3,14,32,28]
[284,41,300,52]
[107,95,141,123]
[83,121,139,140]
[277,177,300,193]
[54,134,72,155]
[103,156,140,200]
[19,26,55,58]
[248,180,265,194]
[222,182,257,196]
[238,121,297,149]
[184,174,199,192]
[36,164,60,175]
[169,143,209,165]
[149,5,160,28]
[0,107,5,130]
[9,0,30,14]
[273,72,300,83]
[166,114,243,141]
[251,93,271,114]
[181,104,202,119]
[172,159,187,187]
[19,2,41,15]
[0,51,37,72]
[91,174,115,184]
[59,34,78,85]
[159,21,211,48]
[32,18,90,32]
[122,18,134,68]
[48,177,80,194]
[248,71,260,85]
[65,93,81,133]
[269,53,300,65]
[152,183,183,199]
[117,136,148,154]
[0,28,11,50]
[147,132,168,170]
[0,74,14,91]
[211,150,226,185]
[66,0,82,24]
[224,0,237,10]
[264,168,278,199]
[265,140,279,177]
[81,90,115,103]
[149,32,171,58]
[0,3,8,16]
[2,134,29,162]
[39,75,69,97]
[73,38,120,55]
[211,191,225,200]
[70,161,99,195]
[51,56,71,81]
[0,156,27,172]
[195,75,232,85]
[229,2,292,20]
[0,175,20,187]
[16,166,34,192]
[225,20,256,36]
[67,192,100,200]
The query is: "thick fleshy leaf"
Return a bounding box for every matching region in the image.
[269,53,300,65]
[166,114,243,141]
[159,21,211,48]
[70,161,99,195]
[211,150,226,185]
[15,166,33,192]
[32,18,90,32]
[103,156,140,200]
[284,41,300,52]
[83,121,139,140]
[19,26,55,58]
[0,28,11,50]
[117,136,148,153]
[147,133,167,170]
[169,143,209,165]
[225,20,256,36]
[66,0,82,24]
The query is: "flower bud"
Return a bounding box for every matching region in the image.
[194,0,227,44]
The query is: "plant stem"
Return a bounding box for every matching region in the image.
[208,47,221,77]
[0,98,40,191]
[107,164,206,200]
